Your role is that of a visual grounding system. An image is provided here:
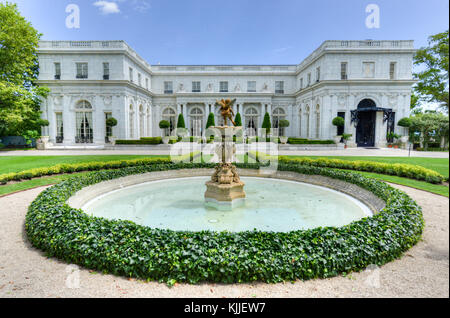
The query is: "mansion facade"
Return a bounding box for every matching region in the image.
[37,40,416,147]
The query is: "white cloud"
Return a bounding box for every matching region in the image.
[93,1,121,15]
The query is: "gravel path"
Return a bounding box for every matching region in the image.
[0,184,448,298]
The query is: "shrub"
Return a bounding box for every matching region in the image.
[262,112,271,133]
[332,117,345,127]
[0,142,4,149]
[398,117,412,128]
[177,114,186,129]
[235,113,242,127]
[116,138,163,145]
[159,120,170,129]
[279,156,444,184]
[25,162,424,286]
[206,113,215,129]
[288,138,335,145]
[106,117,118,127]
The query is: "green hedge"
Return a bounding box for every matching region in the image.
[288,138,335,145]
[116,137,163,145]
[26,162,424,286]
[280,156,444,184]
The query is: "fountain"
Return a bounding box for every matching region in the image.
[204,99,246,210]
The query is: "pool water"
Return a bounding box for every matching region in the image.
[82,177,372,233]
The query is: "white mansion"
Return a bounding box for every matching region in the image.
[37,40,415,147]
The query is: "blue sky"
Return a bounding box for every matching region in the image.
[6,0,450,65]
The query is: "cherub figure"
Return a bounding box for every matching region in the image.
[215,98,237,126]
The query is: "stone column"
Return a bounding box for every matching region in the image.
[93,95,105,144]
[63,96,75,144]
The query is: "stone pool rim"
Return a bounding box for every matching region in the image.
[68,168,386,216]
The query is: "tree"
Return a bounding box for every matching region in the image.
[278,119,290,136]
[409,113,449,150]
[234,113,242,126]
[106,117,118,127]
[262,112,271,134]
[206,113,215,129]
[413,30,449,113]
[159,120,170,136]
[0,2,49,137]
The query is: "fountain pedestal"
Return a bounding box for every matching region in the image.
[205,126,246,210]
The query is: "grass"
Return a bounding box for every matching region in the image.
[0,155,165,175]
[0,154,448,198]
[0,172,91,197]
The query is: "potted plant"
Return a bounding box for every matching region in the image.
[342,133,352,149]
[332,116,345,144]
[159,120,171,144]
[106,117,118,145]
[278,119,290,144]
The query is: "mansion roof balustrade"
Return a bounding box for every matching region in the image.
[38,40,152,70]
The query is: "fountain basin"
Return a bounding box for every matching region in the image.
[68,170,383,233]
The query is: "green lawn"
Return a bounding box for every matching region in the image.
[0,154,448,198]
[0,155,165,175]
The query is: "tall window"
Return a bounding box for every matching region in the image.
[337,112,345,136]
[363,62,375,78]
[298,108,302,137]
[389,62,396,80]
[272,108,286,136]
[145,78,149,90]
[316,67,321,82]
[247,81,256,92]
[300,78,303,89]
[189,107,204,137]
[220,81,228,92]
[105,112,112,142]
[307,73,311,86]
[129,67,134,82]
[138,73,142,86]
[245,107,259,137]
[55,112,63,143]
[341,62,348,80]
[103,62,109,80]
[164,81,173,94]
[75,100,93,143]
[162,108,176,134]
[192,81,201,93]
[275,81,284,94]
[54,63,61,80]
[76,63,88,79]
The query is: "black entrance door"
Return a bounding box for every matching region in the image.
[356,111,376,147]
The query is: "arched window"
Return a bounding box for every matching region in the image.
[245,107,259,137]
[139,105,145,138]
[162,107,177,134]
[190,107,204,137]
[272,107,286,136]
[129,105,135,139]
[315,104,320,139]
[305,105,310,138]
[75,100,93,143]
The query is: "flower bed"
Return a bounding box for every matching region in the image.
[26,162,424,286]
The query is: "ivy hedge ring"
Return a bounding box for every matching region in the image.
[26,162,424,286]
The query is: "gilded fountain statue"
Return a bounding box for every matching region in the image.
[204,99,246,210]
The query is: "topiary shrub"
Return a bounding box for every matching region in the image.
[234,113,242,127]
[262,112,271,134]
[177,114,186,129]
[332,117,345,128]
[206,113,215,129]
[398,117,412,128]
